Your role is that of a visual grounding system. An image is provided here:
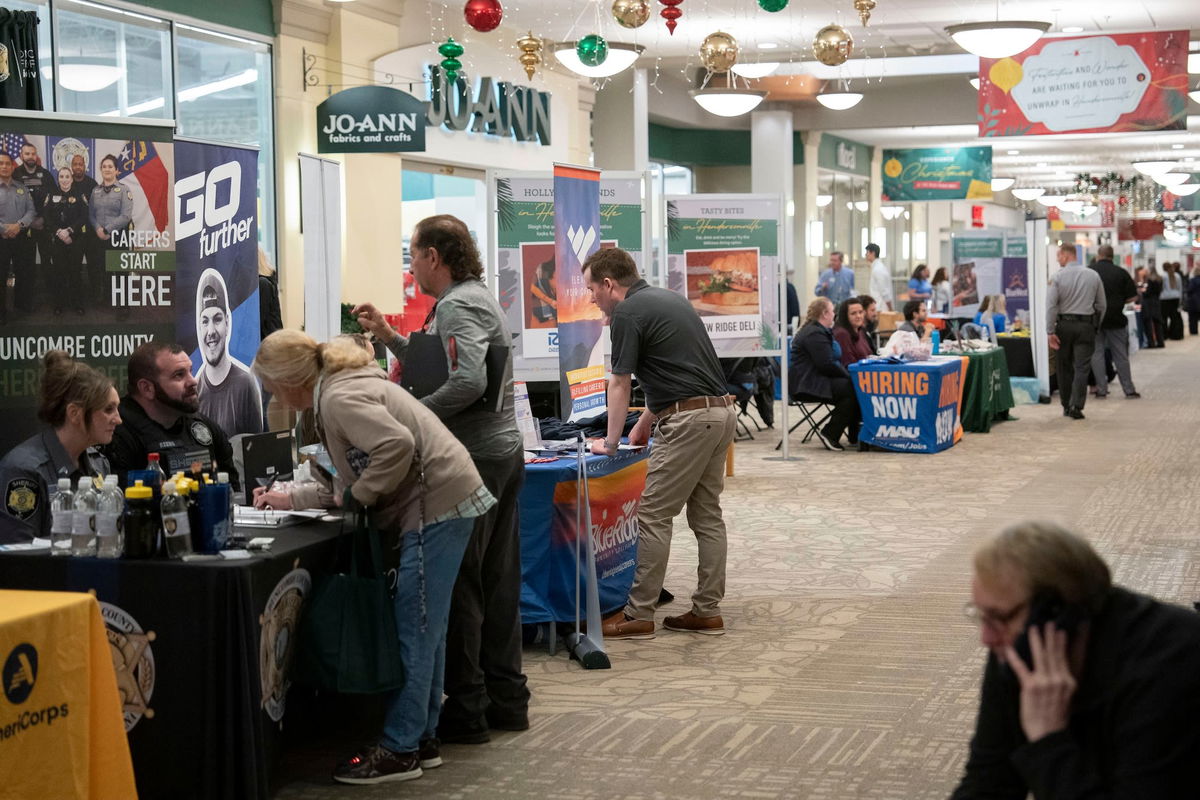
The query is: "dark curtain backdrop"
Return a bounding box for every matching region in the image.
[0,9,43,111]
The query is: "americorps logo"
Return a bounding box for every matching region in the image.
[3,643,37,704]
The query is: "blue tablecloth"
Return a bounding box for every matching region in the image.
[519,449,650,623]
[849,358,967,453]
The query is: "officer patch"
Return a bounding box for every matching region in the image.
[189,420,213,446]
[5,478,38,521]
[51,195,62,203]
[113,187,121,194]
[68,197,76,204]
[15,188,23,195]
[345,447,371,476]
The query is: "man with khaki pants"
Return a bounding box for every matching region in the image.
[583,247,737,640]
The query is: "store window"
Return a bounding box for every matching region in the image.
[176,25,275,258]
[815,170,869,262]
[650,161,693,283]
[54,0,172,119]
[400,163,488,258]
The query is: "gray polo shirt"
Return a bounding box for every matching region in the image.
[1046,263,1106,330]
[0,179,34,227]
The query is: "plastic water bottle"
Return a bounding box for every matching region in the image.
[216,472,236,545]
[50,478,74,556]
[96,475,125,559]
[70,477,98,557]
[161,481,193,559]
[931,328,941,355]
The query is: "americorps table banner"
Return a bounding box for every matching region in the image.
[978,30,1190,137]
[881,147,993,202]
[664,194,782,357]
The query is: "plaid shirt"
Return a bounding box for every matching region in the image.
[428,483,495,525]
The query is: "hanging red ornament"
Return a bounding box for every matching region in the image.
[464,0,503,33]
[659,0,683,35]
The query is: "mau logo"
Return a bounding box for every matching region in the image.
[567,225,597,265]
[3,643,38,704]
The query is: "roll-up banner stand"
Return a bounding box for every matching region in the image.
[949,229,1029,322]
[1026,217,1051,398]
[490,170,651,385]
[662,194,789,459]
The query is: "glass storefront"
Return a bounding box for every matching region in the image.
[815,170,869,262]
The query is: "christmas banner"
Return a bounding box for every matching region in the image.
[0,118,175,453]
[881,147,993,202]
[978,30,1190,137]
[664,194,781,356]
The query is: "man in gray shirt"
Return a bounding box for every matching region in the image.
[0,152,35,321]
[355,214,529,744]
[1046,244,1106,419]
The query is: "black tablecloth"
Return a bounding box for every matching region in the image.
[997,335,1035,378]
[0,521,342,800]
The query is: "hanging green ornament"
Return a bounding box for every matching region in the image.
[438,37,465,83]
[757,0,788,11]
[577,34,609,67]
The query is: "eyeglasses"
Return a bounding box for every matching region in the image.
[963,599,1028,630]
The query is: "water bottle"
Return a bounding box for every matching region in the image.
[931,328,941,355]
[96,475,124,559]
[147,452,166,491]
[70,477,98,557]
[123,481,157,559]
[50,478,74,556]
[161,481,193,559]
[217,472,237,544]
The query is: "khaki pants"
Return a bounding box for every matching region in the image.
[626,404,737,621]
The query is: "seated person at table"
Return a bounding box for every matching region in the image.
[789,298,860,452]
[102,341,240,490]
[0,351,119,544]
[907,264,933,301]
[973,295,1009,334]
[897,300,931,340]
[833,297,873,368]
[951,521,1200,800]
[251,329,494,786]
[858,294,881,353]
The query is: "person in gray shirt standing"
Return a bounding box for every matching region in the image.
[355,214,529,744]
[1046,244,1106,419]
[87,154,132,306]
[0,152,35,321]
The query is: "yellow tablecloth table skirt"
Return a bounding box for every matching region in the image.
[0,589,137,800]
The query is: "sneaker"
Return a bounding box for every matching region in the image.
[601,610,655,640]
[418,738,443,769]
[1125,391,1141,399]
[333,744,422,785]
[663,611,725,636]
[815,427,845,452]
[1067,407,1085,420]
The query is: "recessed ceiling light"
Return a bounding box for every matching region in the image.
[1171,144,1185,149]
[1062,26,1084,33]
[759,42,779,50]
[1007,149,1020,155]
[1037,161,1048,167]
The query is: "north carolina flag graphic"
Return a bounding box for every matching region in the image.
[118,139,170,232]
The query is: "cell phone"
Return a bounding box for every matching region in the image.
[1011,590,1085,669]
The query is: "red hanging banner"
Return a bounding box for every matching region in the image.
[978,30,1189,137]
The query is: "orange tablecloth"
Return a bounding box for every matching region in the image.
[0,589,137,800]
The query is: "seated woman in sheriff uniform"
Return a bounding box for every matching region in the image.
[0,350,120,543]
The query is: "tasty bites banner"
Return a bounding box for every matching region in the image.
[665,195,781,356]
[882,147,993,202]
[0,118,174,453]
[978,30,1190,137]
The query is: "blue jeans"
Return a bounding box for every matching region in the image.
[380,516,474,753]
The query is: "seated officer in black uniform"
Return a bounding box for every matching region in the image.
[102,341,240,490]
[0,350,119,544]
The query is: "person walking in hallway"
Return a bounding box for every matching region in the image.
[583,247,736,640]
[1046,243,1105,419]
[1186,265,1200,336]
[1087,245,1140,400]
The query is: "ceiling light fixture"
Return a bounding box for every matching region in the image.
[731,62,780,79]
[1132,160,1179,176]
[1167,184,1200,197]
[1007,149,1020,155]
[1011,187,1045,201]
[1152,172,1189,187]
[553,41,643,78]
[1062,26,1084,33]
[759,42,779,50]
[816,80,863,110]
[1037,195,1062,208]
[41,62,122,93]
[816,194,833,207]
[969,75,980,90]
[945,20,1051,59]
[991,177,1015,192]
[880,205,905,220]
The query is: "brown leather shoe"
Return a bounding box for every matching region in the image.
[601,610,655,639]
[663,611,725,635]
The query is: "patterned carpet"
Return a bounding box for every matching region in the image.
[276,335,1200,799]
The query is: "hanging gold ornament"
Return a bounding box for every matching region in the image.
[853,0,875,26]
[812,24,853,66]
[612,0,651,29]
[516,31,543,80]
[699,31,739,73]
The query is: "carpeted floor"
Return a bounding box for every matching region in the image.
[276,335,1200,799]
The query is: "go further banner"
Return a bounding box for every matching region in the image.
[978,30,1190,137]
[0,118,175,453]
[174,140,263,437]
[851,359,965,454]
[665,194,781,356]
[495,173,643,371]
[552,164,606,423]
[881,147,993,202]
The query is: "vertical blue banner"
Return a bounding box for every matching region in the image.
[553,165,606,423]
[173,140,264,436]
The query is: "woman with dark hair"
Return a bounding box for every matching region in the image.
[1161,261,1184,340]
[42,166,89,316]
[931,267,952,313]
[1143,265,1165,348]
[0,351,119,543]
[907,264,932,301]
[788,298,860,451]
[833,297,872,368]
[88,153,132,305]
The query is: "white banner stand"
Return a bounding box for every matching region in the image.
[1026,217,1051,398]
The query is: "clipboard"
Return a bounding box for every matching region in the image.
[401,331,508,413]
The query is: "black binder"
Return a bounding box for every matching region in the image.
[401,331,508,413]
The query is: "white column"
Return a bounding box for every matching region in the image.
[592,68,649,171]
[800,131,821,300]
[751,110,795,282]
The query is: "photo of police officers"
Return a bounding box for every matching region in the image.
[0,151,35,324]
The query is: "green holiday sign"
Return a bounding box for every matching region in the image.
[882,146,993,202]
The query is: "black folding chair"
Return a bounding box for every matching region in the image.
[774,394,833,450]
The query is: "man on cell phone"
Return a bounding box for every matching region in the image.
[951,522,1200,799]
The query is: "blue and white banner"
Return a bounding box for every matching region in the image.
[850,359,965,453]
[173,140,263,436]
[552,164,606,423]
